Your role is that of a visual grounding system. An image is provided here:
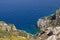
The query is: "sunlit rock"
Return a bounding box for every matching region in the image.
[8,24,17,31]
[46,35,57,40]
[53,27,60,35]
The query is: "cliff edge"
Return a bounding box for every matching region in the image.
[36,8,60,40]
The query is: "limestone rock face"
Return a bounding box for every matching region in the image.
[37,18,51,30]
[0,21,10,31]
[37,8,60,28]
[36,8,60,40]
[36,26,60,40]
[46,35,57,40]
[9,24,17,31]
[53,27,60,35]
[0,21,17,32]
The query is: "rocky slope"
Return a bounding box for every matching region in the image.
[0,21,32,40]
[36,8,60,40]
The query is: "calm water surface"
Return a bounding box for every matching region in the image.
[0,0,60,34]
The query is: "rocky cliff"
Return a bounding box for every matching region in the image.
[0,21,31,40]
[36,8,60,40]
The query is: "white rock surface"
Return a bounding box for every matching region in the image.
[46,35,57,40]
[53,27,60,35]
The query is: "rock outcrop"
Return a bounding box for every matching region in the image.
[0,21,17,32]
[36,8,60,40]
[0,21,34,40]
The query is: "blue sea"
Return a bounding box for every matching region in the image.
[0,0,60,34]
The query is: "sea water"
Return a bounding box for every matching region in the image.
[0,0,60,34]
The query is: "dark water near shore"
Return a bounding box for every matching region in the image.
[0,0,60,34]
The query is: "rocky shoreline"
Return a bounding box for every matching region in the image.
[0,8,60,40]
[35,8,60,40]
